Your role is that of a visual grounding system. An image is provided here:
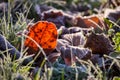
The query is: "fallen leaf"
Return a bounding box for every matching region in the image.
[60,46,92,66]
[67,27,82,33]
[0,34,20,60]
[104,7,120,25]
[57,26,93,36]
[84,32,114,55]
[90,54,102,64]
[60,46,76,66]
[42,9,76,28]
[61,32,85,46]
[106,0,120,8]
[75,15,108,32]
[24,21,58,56]
[57,26,69,36]
[42,9,65,28]
[47,52,61,63]
[56,39,70,52]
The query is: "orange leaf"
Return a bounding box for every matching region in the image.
[24,21,58,56]
[76,15,108,30]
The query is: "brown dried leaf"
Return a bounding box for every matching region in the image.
[60,46,76,66]
[42,9,65,28]
[90,54,102,64]
[75,15,108,32]
[0,34,20,60]
[57,26,69,36]
[84,32,114,55]
[67,27,82,33]
[28,4,53,21]
[60,46,92,66]
[47,52,61,63]
[68,27,94,35]
[42,9,76,28]
[75,47,92,60]
[104,7,120,25]
[58,26,93,37]
[107,0,120,8]
[56,39,70,52]
[61,32,85,46]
